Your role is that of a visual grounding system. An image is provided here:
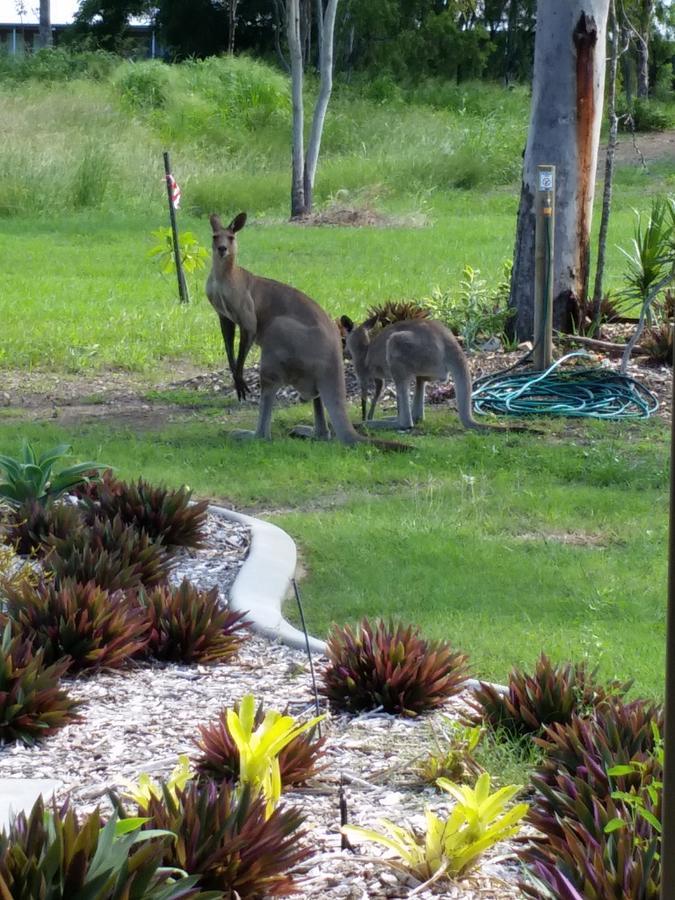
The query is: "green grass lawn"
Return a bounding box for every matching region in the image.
[0,407,667,698]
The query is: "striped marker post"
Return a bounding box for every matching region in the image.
[163,151,189,305]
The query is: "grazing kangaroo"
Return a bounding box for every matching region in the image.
[205,212,408,449]
[340,314,485,431]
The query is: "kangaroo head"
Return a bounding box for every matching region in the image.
[209,212,247,263]
[340,315,371,373]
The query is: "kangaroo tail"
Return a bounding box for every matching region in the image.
[365,436,412,452]
[320,375,412,452]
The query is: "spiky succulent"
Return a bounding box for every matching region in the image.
[0,622,80,745]
[366,300,431,327]
[116,780,310,898]
[0,797,214,899]
[321,617,469,716]
[3,578,149,672]
[81,477,208,549]
[470,654,632,738]
[138,579,249,664]
[1,498,81,557]
[46,513,174,591]
[194,699,326,787]
[640,322,673,365]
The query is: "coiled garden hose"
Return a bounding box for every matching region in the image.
[472,351,659,420]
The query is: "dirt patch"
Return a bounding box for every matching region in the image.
[514,530,613,548]
[598,127,675,169]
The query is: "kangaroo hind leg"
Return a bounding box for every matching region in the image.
[290,397,332,440]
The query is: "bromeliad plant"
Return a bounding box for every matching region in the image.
[0,622,80,745]
[0,797,215,899]
[117,780,310,898]
[1,498,82,557]
[3,578,149,672]
[225,694,325,816]
[0,441,108,508]
[123,755,193,809]
[471,653,632,739]
[138,580,249,664]
[195,698,326,788]
[81,478,208,550]
[343,772,528,884]
[416,720,483,786]
[321,617,469,717]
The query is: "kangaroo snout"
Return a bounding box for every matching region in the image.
[217,245,228,258]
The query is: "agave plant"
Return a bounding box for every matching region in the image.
[82,477,208,549]
[4,578,149,672]
[117,780,310,898]
[321,617,469,716]
[138,579,249,664]
[224,693,325,816]
[2,498,82,557]
[367,299,431,327]
[46,513,174,591]
[0,797,217,899]
[0,622,80,745]
[0,441,108,508]
[470,653,631,738]
[343,772,527,882]
[195,698,326,788]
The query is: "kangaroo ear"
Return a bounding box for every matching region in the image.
[229,212,247,233]
[209,214,222,232]
[340,315,354,332]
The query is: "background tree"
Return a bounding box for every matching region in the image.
[509,0,611,341]
[69,0,155,51]
[39,0,52,48]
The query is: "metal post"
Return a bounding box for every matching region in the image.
[661,327,675,900]
[162,151,189,305]
[533,164,555,371]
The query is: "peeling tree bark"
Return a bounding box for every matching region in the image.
[509,0,610,341]
[39,0,52,48]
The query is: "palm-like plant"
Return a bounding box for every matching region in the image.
[0,441,108,508]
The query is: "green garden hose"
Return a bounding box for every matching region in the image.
[472,351,659,420]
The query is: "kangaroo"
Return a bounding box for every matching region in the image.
[340,314,485,431]
[205,212,408,449]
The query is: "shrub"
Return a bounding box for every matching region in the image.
[46,513,174,591]
[81,478,208,549]
[3,578,149,673]
[119,780,310,898]
[344,772,528,882]
[0,440,107,508]
[470,653,631,738]
[0,622,80,745]
[195,698,326,788]
[1,498,81,557]
[321,617,469,716]
[115,60,173,110]
[139,579,248,664]
[0,797,210,899]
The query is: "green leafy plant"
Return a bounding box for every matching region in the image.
[149,228,209,276]
[0,797,215,899]
[46,514,174,591]
[3,578,150,672]
[225,694,325,816]
[424,263,515,348]
[0,622,80,745]
[138,580,249,664]
[471,653,631,738]
[117,780,310,898]
[605,725,663,842]
[321,617,469,716]
[343,772,527,883]
[1,498,82,557]
[0,542,42,592]
[81,478,208,550]
[416,720,483,785]
[195,698,326,788]
[0,441,108,508]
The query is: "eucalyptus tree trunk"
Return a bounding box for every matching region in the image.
[509,0,610,341]
[287,0,306,218]
[227,0,239,55]
[39,0,52,48]
[592,0,619,326]
[288,0,340,219]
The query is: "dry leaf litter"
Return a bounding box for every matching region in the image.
[0,508,527,899]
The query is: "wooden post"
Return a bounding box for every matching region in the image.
[162,151,189,305]
[662,326,675,900]
[533,165,555,371]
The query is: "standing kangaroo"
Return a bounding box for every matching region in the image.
[205,212,407,449]
[340,315,484,430]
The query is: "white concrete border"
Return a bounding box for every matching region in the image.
[211,505,327,655]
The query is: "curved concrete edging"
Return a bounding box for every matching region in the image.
[210,504,327,656]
